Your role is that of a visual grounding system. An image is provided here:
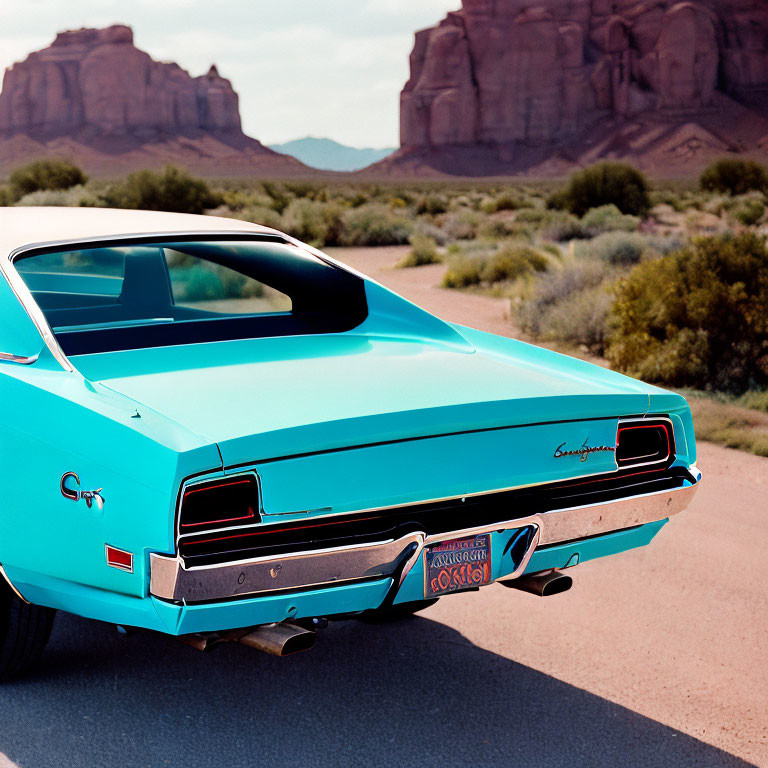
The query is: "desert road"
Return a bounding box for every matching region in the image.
[0,247,765,768]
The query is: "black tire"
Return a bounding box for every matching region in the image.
[0,579,55,681]
[358,598,438,624]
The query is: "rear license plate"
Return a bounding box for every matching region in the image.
[425,534,492,598]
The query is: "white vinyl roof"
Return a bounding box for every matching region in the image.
[0,206,280,256]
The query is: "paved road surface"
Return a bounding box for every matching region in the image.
[0,247,765,767]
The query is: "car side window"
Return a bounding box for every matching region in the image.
[164,249,291,315]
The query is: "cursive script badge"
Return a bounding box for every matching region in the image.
[554,437,615,463]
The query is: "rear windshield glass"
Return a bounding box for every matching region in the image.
[15,238,367,355]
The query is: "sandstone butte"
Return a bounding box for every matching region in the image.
[0,25,311,177]
[372,0,768,177]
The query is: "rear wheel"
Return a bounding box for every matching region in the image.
[0,578,55,681]
[359,598,438,623]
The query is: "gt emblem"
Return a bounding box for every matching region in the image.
[60,472,105,510]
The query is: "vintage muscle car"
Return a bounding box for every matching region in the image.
[0,207,700,676]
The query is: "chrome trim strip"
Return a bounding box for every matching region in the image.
[151,466,700,603]
[0,351,39,365]
[0,255,73,372]
[0,564,29,604]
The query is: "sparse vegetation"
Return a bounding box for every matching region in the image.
[103,165,221,214]
[4,168,768,455]
[10,159,87,199]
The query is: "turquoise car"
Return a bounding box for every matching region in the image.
[0,207,700,675]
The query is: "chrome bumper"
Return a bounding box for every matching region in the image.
[150,465,701,603]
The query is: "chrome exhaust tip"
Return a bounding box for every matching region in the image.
[238,622,317,656]
[500,569,573,597]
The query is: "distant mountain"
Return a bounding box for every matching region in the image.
[269,137,396,172]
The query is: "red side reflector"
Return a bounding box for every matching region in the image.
[106,545,133,573]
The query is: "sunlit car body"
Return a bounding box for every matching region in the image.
[0,207,700,671]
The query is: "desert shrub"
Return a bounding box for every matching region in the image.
[261,181,294,214]
[539,211,585,242]
[479,245,548,283]
[15,185,102,207]
[0,186,13,206]
[103,166,221,214]
[607,232,768,393]
[338,203,412,246]
[580,204,640,235]
[481,191,526,213]
[737,390,768,413]
[280,198,338,246]
[477,217,531,240]
[515,259,613,350]
[443,243,548,288]
[576,232,648,266]
[397,234,441,268]
[555,162,651,217]
[10,158,87,199]
[650,190,686,213]
[413,219,450,246]
[514,208,548,224]
[440,209,482,240]
[442,253,483,288]
[728,197,765,226]
[415,194,449,216]
[216,205,283,230]
[699,158,768,196]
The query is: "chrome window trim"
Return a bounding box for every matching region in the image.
[151,464,701,603]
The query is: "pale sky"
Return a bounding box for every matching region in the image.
[0,0,461,148]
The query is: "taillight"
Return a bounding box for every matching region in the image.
[179,474,261,532]
[616,420,673,468]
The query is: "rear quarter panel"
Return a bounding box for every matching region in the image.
[0,365,220,599]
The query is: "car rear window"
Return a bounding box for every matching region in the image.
[14,237,367,355]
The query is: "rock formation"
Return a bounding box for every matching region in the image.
[0,25,310,176]
[384,0,768,176]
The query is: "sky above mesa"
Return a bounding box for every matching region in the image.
[0,0,461,148]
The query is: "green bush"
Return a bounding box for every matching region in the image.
[477,217,531,240]
[479,245,548,283]
[103,166,220,214]
[555,162,651,217]
[280,198,342,246]
[10,159,87,199]
[397,234,441,268]
[729,197,765,226]
[443,243,548,288]
[338,203,412,246]
[440,209,482,241]
[576,232,648,266]
[580,204,640,235]
[415,194,449,216]
[221,205,283,230]
[607,232,768,393]
[699,158,768,196]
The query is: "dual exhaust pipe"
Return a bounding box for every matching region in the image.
[500,569,573,597]
[180,621,317,657]
[179,570,572,656]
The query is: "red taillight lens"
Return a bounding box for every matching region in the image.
[180,474,261,531]
[616,421,672,468]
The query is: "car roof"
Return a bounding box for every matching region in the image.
[0,206,280,255]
